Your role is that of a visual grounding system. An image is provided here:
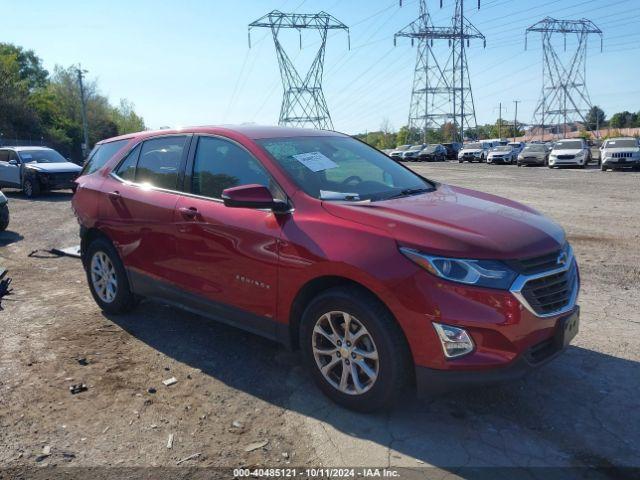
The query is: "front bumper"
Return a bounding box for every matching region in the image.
[487,156,509,164]
[416,307,579,396]
[603,157,640,167]
[518,157,545,165]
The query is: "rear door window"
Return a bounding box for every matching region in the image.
[82,139,129,175]
[114,144,141,181]
[0,151,8,162]
[136,136,187,190]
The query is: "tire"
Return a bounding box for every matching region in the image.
[601,164,607,171]
[299,286,412,412]
[458,159,464,163]
[23,178,40,198]
[85,237,138,314]
[0,204,9,232]
[517,162,521,167]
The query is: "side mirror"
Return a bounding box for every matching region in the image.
[8,160,17,166]
[222,184,289,213]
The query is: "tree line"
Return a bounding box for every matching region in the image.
[0,43,145,162]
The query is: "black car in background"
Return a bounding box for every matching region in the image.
[417,144,447,162]
[442,142,462,160]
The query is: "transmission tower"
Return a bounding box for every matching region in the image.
[248,11,349,130]
[525,17,603,139]
[396,0,485,142]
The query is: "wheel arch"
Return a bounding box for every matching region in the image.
[286,275,411,356]
[80,227,113,265]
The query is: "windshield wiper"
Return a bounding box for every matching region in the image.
[386,187,433,200]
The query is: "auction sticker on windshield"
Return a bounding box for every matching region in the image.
[292,151,338,172]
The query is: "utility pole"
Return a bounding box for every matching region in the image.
[513,100,520,142]
[75,65,90,157]
[498,102,502,139]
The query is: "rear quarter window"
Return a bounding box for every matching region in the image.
[81,139,130,176]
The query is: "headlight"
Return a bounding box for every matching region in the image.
[400,248,518,289]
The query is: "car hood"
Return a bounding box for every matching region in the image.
[322,184,565,259]
[521,151,545,157]
[24,162,82,173]
[488,151,509,156]
[459,149,482,154]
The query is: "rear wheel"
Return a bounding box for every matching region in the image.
[85,237,138,314]
[300,287,411,412]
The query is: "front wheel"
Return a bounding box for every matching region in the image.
[300,287,411,412]
[0,204,9,231]
[85,237,138,314]
[23,178,40,198]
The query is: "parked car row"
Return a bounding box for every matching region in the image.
[390,142,462,162]
[387,137,640,171]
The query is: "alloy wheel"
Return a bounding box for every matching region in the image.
[90,251,118,303]
[24,181,32,197]
[312,311,379,395]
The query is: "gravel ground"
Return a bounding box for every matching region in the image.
[0,162,638,479]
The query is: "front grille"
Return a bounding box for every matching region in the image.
[612,152,633,158]
[557,154,575,160]
[521,261,577,316]
[48,172,77,184]
[506,249,562,275]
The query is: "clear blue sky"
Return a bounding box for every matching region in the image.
[4,0,640,134]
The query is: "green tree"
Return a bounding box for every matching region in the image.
[609,111,637,129]
[111,99,145,134]
[585,105,605,130]
[0,43,48,91]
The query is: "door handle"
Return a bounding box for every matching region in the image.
[108,190,121,199]
[179,206,199,219]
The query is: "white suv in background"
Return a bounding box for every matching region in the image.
[548,139,591,169]
[600,137,640,171]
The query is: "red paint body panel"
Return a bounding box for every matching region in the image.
[72,125,579,380]
[172,194,280,319]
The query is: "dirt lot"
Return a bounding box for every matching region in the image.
[1,163,639,478]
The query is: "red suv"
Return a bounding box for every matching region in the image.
[72,126,580,411]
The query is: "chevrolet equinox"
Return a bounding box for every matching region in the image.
[72,126,580,411]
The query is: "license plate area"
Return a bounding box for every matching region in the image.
[557,309,580,347]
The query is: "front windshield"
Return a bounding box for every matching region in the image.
[605,139,637,148]
[464,143,482,149]
[554,141,583,150]
[523,145,546,152]
[494,146,511,152]
[19,149,66,164]
[257,136,434,202]
[422,146,438,153]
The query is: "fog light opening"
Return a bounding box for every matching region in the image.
[432,323,474,359]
